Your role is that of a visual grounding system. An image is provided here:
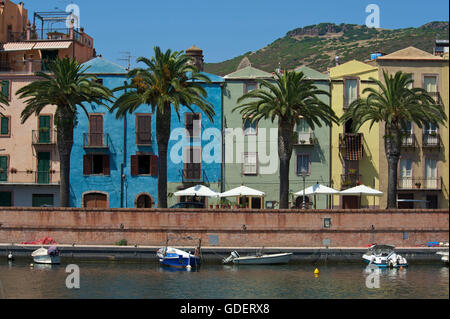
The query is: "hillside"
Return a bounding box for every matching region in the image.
[204,22,449,76]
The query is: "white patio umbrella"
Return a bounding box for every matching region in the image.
[339,184,383,208]
[219,186,265,209]
[174,185,219,198]
[294,183,340,209]
[219,185,265,197]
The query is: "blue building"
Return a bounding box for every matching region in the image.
[70,53,224,208]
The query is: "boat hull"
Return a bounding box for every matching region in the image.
[33,255,61,264]
[158,256,200,268]
[362,255,407,268]
[233,253,293,265]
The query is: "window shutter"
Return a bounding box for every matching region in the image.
[150,155,158,176]
[1,117,9,135]
[83,155,91,175]
[103,155,110,175]
[137,115,152,144]
[185,113,193,138]
[131,155,138,176]
[1,80,10,100]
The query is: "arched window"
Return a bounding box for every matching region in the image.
[135,193,153,208]
[83,192,108,208]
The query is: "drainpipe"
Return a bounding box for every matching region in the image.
[220,82,225,193]
[329,79,333,209]
[120,81,127,207]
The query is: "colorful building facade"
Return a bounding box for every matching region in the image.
[329,60,380,208]
[370,46,449,209]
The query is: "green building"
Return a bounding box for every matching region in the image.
[222,60,331,209]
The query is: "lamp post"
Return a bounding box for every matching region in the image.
[300,169,307,209]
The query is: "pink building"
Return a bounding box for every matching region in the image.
[0,0,96,207]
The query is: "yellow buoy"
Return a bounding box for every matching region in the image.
[314,268,319,275]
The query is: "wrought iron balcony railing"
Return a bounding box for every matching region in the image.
[340,173,362,190]
[422,134,440,148]
[83,133,109,148]
[293,132,316,146]
[401,133,416,148]
[339,133,364,160]
[32,130,57,145]
[397,177,442,190]
[0,170,59,185]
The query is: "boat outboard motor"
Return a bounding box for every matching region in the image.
[223,251,240,264]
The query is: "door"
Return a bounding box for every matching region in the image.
[38,115,51,143]
[89,115,104,146]
[32,194,54,207]
[0,156,7,181]
[37,152,50,184]
[342,196,360,209]
[398,193,414,209]
[425,159,437,189]
[136,194,152,208]
[0,192,12,207]
[399,159,412,189]
[83,193,108,208]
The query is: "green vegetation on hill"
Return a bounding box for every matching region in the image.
[204,21,449,76]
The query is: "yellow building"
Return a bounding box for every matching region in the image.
[329,60,380,208]
[371,47,449,209]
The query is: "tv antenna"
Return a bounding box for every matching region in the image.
[118,51,135,70]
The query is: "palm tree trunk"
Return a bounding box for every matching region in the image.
[156,104,172,208]
[55,108,74,207]
[278,120,294,209]
[385,125,401,209]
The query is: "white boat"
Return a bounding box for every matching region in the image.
[223,250,293,265]
[157,237,202,268]
[31,246,61,264]
[362,244,407,268]
[436,251,449,264]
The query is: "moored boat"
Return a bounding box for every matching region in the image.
[223,250,293,265]
[362,244,407,268]
[436,251,449,265]
[157,237,202,269]
[31,246,61,264]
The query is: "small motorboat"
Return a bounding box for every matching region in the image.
[362,244,407,268]
[436,251,449,265]
[31,246,61,264]
[157,237,201,269]
[223,249,293,265]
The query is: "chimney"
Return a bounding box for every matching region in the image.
[186,45,204,72]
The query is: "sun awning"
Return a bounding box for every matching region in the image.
[32,41,72,50]
[295,183,340,196]
[1,42,35,51]
[174,185,219,198]
[219,186,265,198]
[340,185,383,196]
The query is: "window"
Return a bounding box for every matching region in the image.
[423,76,437,93]
[131,154,157,176]
[0,155,7,181]
[38,115,51,143]
[136,114,152,145]
[1,116,10,136]
[399,159,412,188]
[1,80,10,100]
[296,154,310,175]
[88,114,104,146]
[425,158,437,189]
[184,147,202,179]
[32,194,54,207]
[244,82,257,94]
[344,78,358,107]
[295,119,311,143]
[242,153,258,175]
[405,74,414,89]
[83,154,110,175]
[185,113,201,139]
[0,191,12,207]
[135,193,153,208]
[243,118,257,135]
[402,121,413,146]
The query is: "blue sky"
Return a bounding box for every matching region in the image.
[23,0,449,67]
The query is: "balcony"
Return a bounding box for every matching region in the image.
[341,173,362,190]
[339,133,364,160]
[32,130,57,145]
[398,177,442,190]
[0,170,59,185]
[7,28,83,43]
[422,134,440,149]
[181,169,209,185]
[401,133,416,149]
[293,132,316,146]
[83,133,109,149]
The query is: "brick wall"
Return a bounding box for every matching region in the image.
[0,208,448,247]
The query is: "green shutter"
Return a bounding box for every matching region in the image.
[37,152,50,184]
[1,117,9,135]
[0,156,7,181]
[1,80,9,99]
[0,192,12,207]
[38,116,51,143]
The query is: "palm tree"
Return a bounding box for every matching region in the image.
[16,57,113,207]
[341,70,447,208]
[234,70,338,209]
[110,46,215,208]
